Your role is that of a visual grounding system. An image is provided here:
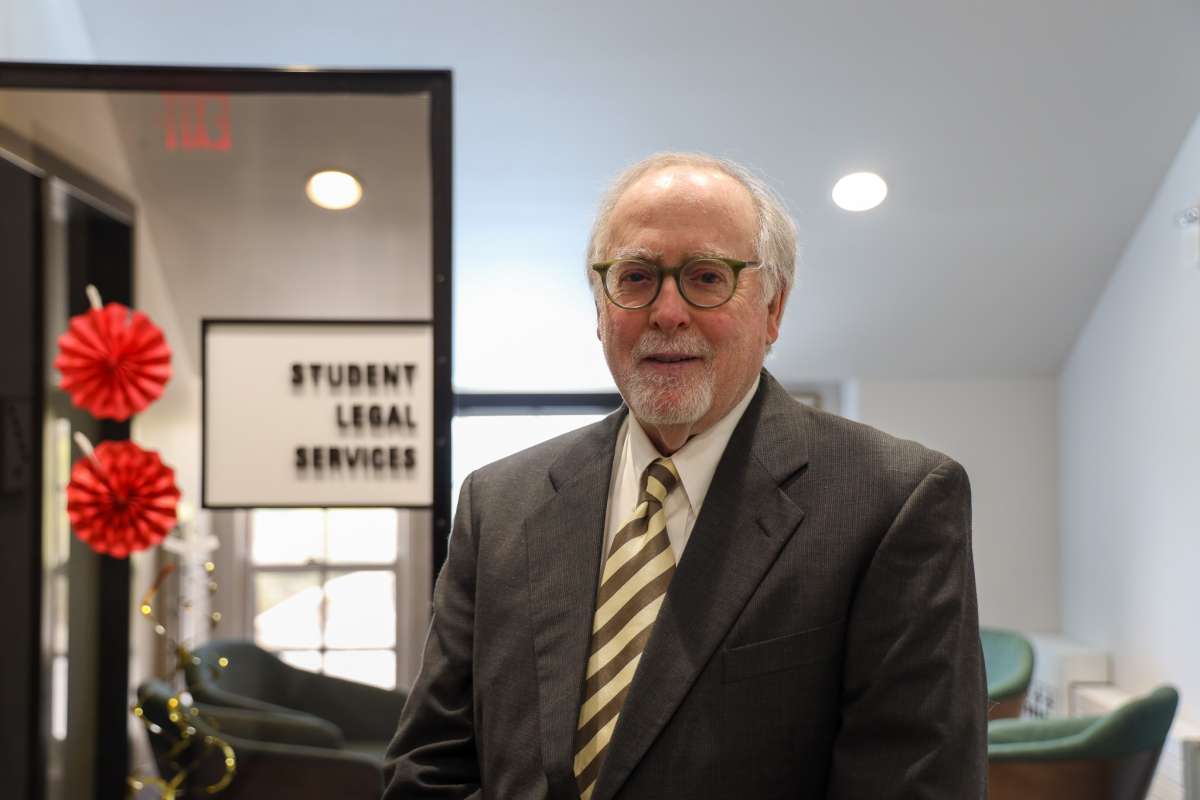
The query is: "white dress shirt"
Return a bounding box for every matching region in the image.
[601,376,760,568]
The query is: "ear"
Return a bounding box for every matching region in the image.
[765,288,786,345]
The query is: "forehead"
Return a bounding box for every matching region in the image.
[607,166,757,255]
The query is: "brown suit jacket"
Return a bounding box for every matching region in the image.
[384,371,988,799]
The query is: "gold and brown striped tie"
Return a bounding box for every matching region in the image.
[573,457,680,800]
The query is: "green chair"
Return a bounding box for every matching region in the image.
[137,679,383,800]
[184,639,407,760]
[981,627,1035,718]
[987,685,1179,800]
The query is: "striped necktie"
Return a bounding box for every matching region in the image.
[573,457,680,800]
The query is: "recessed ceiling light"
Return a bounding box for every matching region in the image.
[306,170,362,210]
[832,172,887,212]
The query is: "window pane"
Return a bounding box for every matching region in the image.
[452,414,605,509]
[278,649,322,673]
[255,571,322,649]
[323,570,395,649]
[51,655,68,741]
[326,509,397,564]
[252,509,325,565]
[324,650,396,690]
[52,574,68,653]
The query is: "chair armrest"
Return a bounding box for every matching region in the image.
[190,735,383,800]
[285,669,408,741]
[988,682,1029,702]
[987,716,1097,745]
[190,683,290,714]
[988,719,1099,762]
[197,703,345,749]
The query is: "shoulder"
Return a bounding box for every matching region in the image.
[757,380,963,508]
[804,404,970,526]
[762,398,971,550]
[806,403,953,478]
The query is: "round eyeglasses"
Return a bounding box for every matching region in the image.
[591,257,762,310]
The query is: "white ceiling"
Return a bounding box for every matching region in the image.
[69,0,1200,389]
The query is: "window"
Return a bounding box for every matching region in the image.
[248,508,405,689]
[451,393,621,511]
[45,418,72,744]
[452,413,606,509]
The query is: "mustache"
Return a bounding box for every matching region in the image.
[631,332,714,360]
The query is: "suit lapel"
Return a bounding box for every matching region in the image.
[591,373,811,800]
[524,408,626,798]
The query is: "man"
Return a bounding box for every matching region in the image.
[384,153,987,799]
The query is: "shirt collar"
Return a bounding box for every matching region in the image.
[626,375,760,515]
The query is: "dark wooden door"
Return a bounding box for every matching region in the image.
[0,147,45,800]
[0,155,134,800]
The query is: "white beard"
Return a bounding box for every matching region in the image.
[605,329,716,425]
[624,362,713,425]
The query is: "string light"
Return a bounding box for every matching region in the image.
[128,563,236,798]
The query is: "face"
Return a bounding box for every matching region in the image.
[597,165,784,433]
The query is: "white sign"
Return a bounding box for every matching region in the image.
[203,320,434,507]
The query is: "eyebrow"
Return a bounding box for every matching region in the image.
[610,246,663,262]
[609,246,731,263]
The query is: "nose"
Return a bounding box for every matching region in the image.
[647,275,691,333]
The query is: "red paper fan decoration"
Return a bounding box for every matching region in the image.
[67,440,181,558]
[55,302,172,421]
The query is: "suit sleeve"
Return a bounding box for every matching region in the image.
[826,458,988,800]
[383,473,482,799]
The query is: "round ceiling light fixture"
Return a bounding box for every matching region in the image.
[306,169,363,210]
[832,172,888,212]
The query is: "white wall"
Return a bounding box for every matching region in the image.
[850,379,1060,633]
[1060,111,1200,722]
[0,0,92,61]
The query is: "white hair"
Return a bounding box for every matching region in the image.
[586,152,798,305]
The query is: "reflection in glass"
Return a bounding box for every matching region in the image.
[4,80,437,800]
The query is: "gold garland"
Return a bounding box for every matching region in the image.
[127,563,237,799]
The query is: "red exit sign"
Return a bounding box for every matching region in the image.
[161,94,232,152]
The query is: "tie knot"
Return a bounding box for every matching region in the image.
[640,457,679,506]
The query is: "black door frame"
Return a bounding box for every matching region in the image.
[0,146,49,800]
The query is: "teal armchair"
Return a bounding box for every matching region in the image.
[137,680,383,800]
[981,627,1034,718]
[987,685,1179,800]
[184,639,408,759]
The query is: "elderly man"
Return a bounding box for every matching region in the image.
[384,153,987,799]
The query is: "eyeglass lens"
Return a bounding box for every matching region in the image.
[605,259,736,308]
